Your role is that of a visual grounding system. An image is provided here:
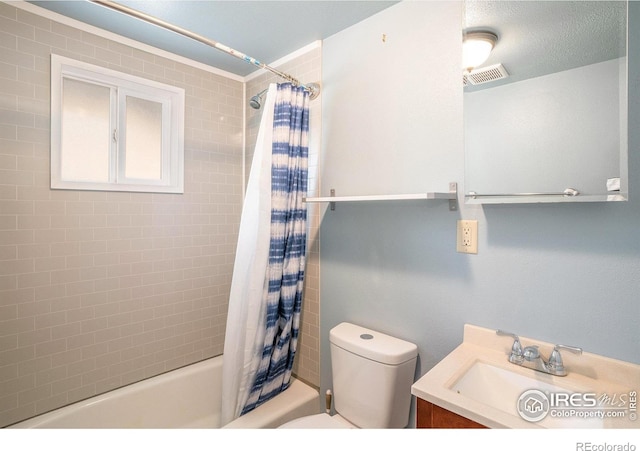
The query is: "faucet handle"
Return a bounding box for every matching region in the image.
[496,330,524,363]
[554,344,583,355]
[548,344,583,376]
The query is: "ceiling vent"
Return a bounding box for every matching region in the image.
[463,63,509,86]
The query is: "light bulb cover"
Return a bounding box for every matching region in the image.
[462,31,498,71]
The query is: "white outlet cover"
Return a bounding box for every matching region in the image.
[457,220,478,254]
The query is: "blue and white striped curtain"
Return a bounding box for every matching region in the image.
[241,83,310,414]
[221,83,309,424]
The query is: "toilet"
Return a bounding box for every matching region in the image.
[279,322,418,428]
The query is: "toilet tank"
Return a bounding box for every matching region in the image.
[329,322,418,428]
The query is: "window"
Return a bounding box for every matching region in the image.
[51,54,185,193]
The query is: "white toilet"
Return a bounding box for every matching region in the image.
[279,322,418,428]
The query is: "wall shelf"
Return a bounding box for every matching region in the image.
[304,182,458,211]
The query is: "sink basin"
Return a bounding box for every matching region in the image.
[450,361,604,428]
[451,361,557,414]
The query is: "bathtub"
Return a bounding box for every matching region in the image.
[8,356,320,428]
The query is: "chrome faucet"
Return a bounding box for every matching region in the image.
[496,330,582,377]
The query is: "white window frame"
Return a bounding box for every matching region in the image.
[51,54,185,194]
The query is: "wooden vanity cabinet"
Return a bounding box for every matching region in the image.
[416,398,487,428]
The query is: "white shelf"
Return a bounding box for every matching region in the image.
[304,192,454,202]
[304,183,458,211]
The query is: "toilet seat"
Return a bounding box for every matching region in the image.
[278,413,356,429]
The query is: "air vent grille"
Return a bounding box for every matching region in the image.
[463,63,509,86]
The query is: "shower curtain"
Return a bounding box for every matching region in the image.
[221,83,309,425]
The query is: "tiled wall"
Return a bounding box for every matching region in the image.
[0,3,244,427]
[245,47,322,388]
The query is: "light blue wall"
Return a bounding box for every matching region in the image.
[319,0,639,424]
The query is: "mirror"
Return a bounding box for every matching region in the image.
[463,1,628,204]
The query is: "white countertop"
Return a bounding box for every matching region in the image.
[411,324,639,429]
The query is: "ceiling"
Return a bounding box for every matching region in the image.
[26,1,627,86]
[464,1,627,91]
[28,0,398,77]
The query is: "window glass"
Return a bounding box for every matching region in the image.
[124,96,163,181]
[61,78,111,183]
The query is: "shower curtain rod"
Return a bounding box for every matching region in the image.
[91,0,320,97]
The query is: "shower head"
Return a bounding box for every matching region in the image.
[249,95,262,109]
[249,88,268,110]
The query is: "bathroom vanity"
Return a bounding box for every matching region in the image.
[416,398,485,428]
[411,324,639,429]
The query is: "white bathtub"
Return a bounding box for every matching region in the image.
[9,356,320,429]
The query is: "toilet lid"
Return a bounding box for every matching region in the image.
[278,413,355,429]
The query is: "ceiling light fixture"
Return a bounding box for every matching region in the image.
[462,31,498,72]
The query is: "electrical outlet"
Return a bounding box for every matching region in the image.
[457,220,478,254]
